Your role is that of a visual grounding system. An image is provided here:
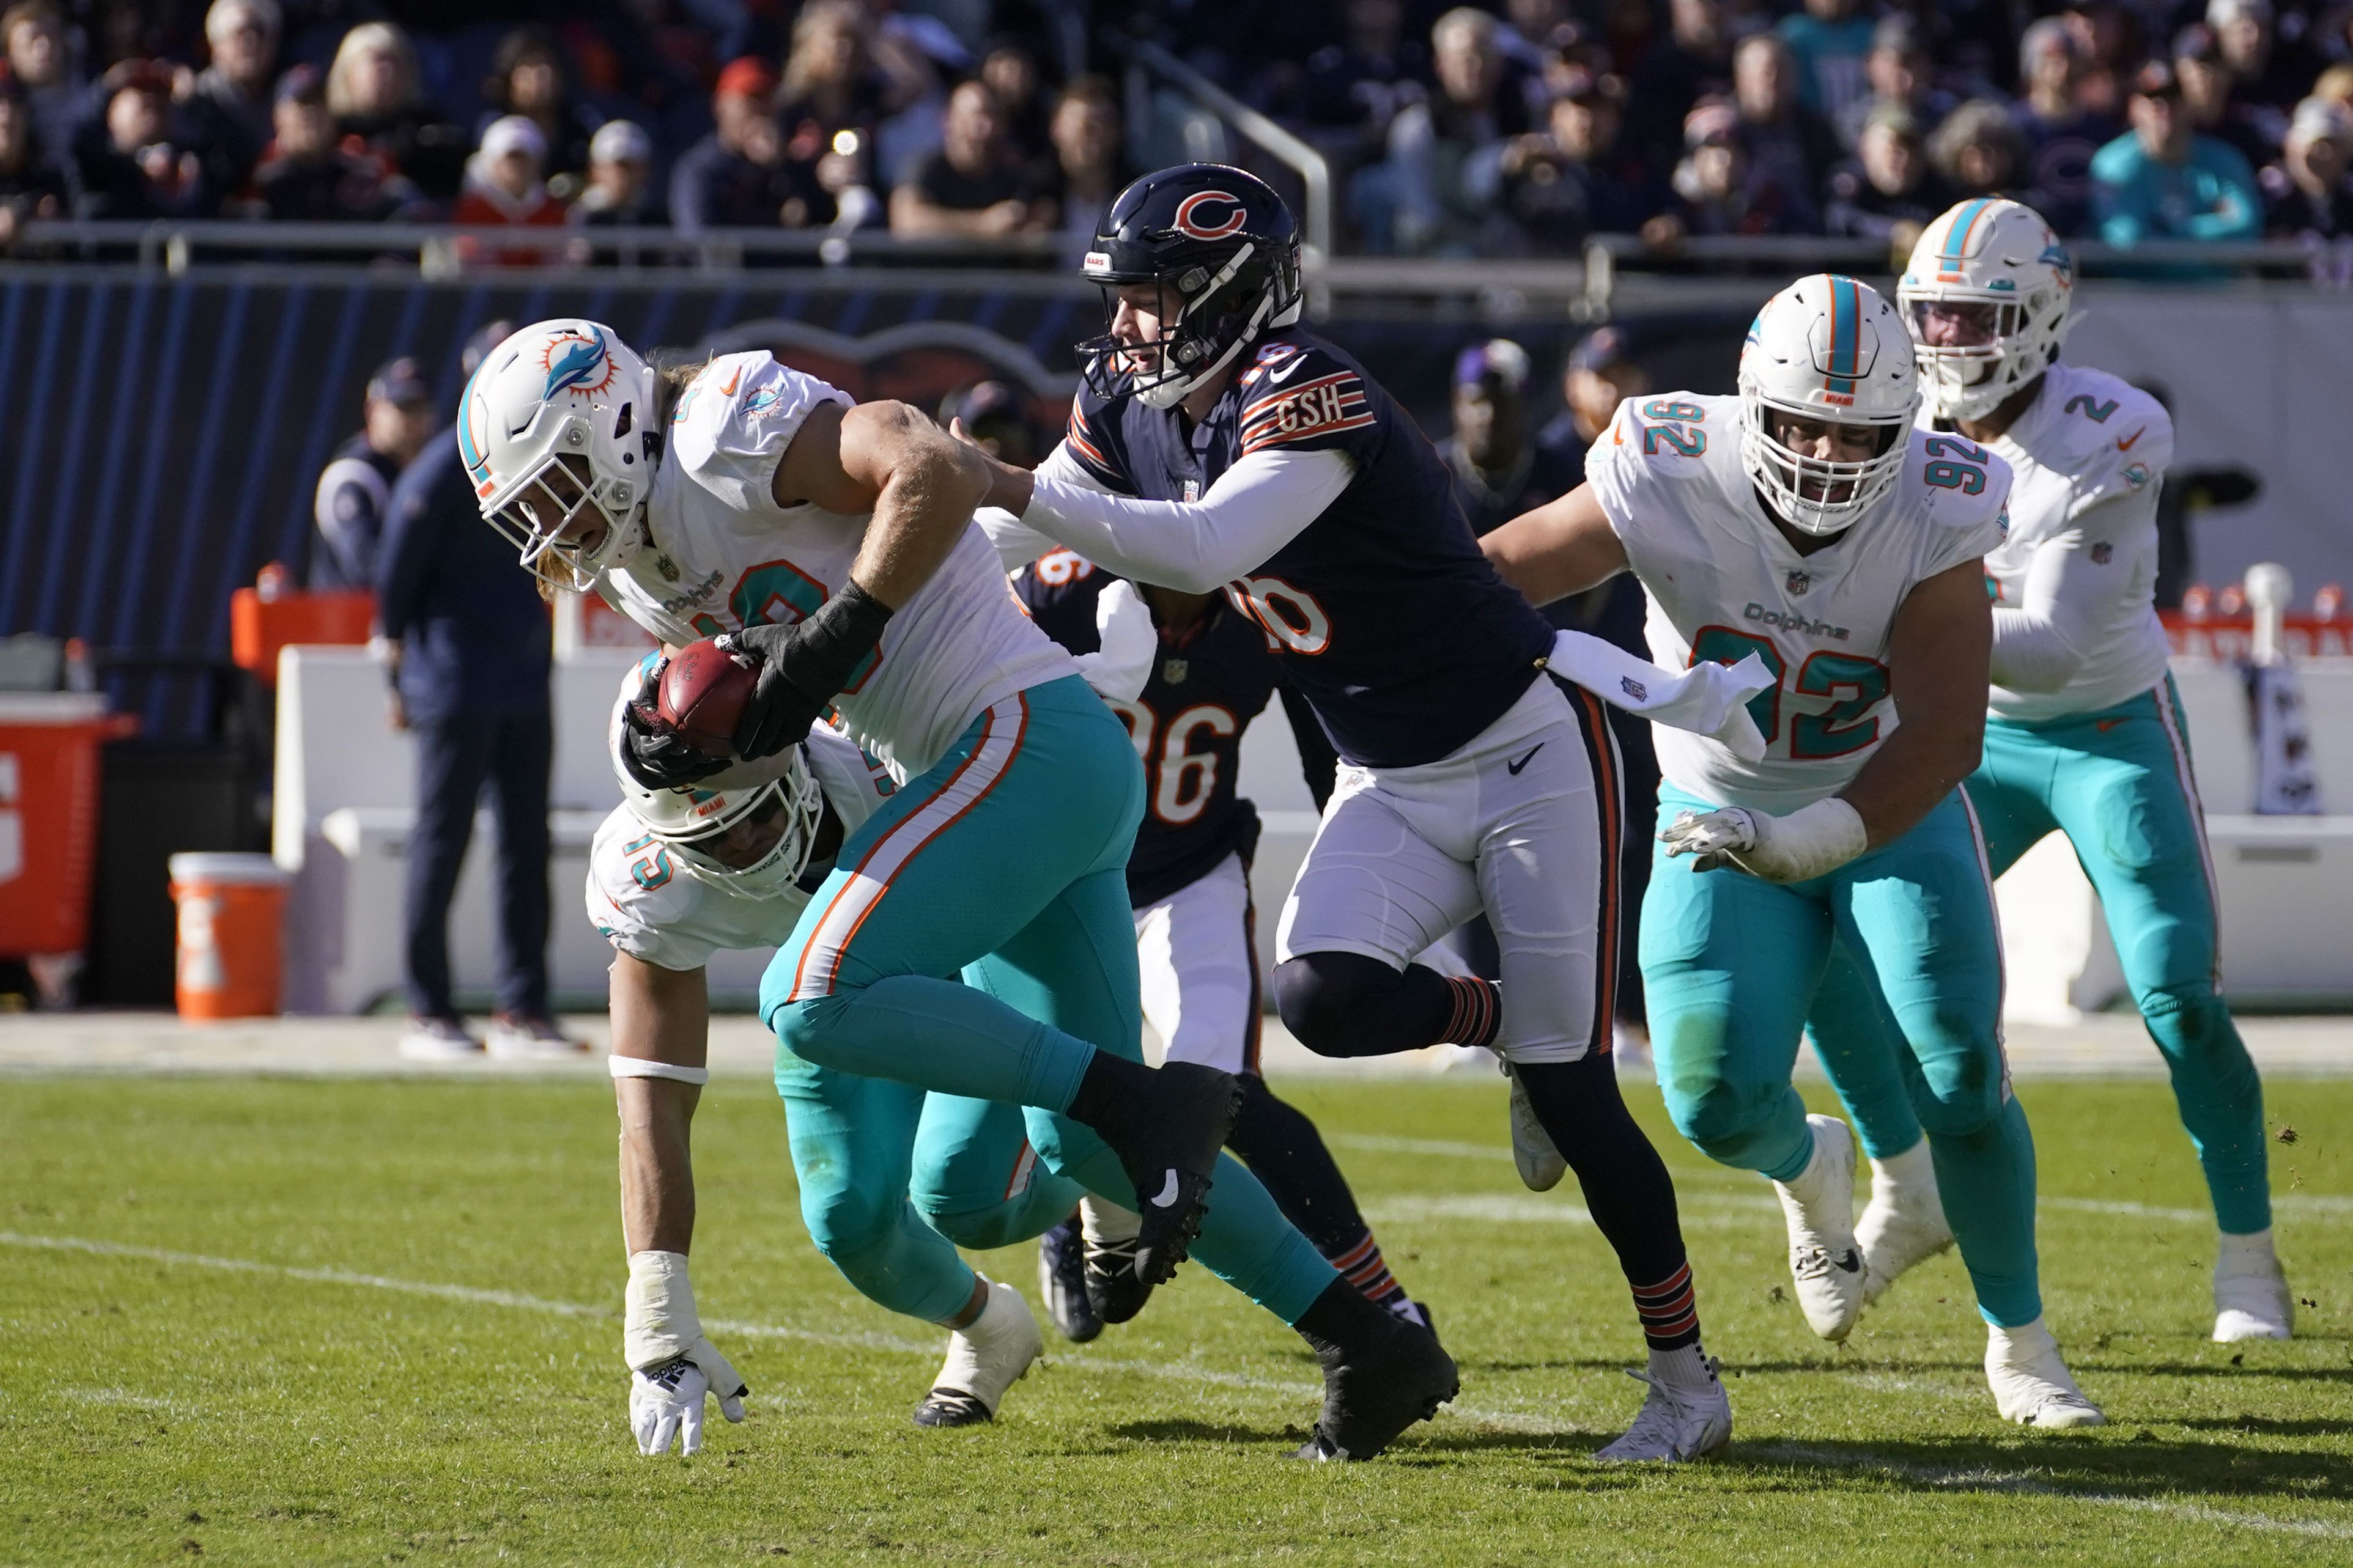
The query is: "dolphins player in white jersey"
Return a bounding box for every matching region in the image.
[1483,274,2105,1426]
[1803,199,2289,1341]
[462,321,1456,1460]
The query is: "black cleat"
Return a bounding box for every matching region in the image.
[1082,1232,1155,1325]
[1110,1062,1242,1285]
[1389,1297,1438,1343]
[1037,1216,1103,1343]
[1289,1283,1460,1462]
[911,1389,993,1427]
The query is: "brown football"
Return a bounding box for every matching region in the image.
[656,639,758,757]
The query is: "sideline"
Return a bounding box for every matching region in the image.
[8,1229,2346,1538]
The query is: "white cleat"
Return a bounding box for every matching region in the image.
[1985,1318,2105,1427]
[1856,1144,1956,1307]
[912,1278,1043,1427]
[1505,1064,1567,1193]
[2213,1231,2294,1342]
[1594,1356,1732,1462]
[1773,1114,1865,1341]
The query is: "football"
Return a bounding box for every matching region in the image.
[655,638,759,757]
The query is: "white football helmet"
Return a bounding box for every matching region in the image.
[1899,199,2074,422]
[459,319,657,591]
[1738,274,1921,537]
[605,664,826,888]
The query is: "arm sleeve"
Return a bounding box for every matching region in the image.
[975,441,1108,571]
[372,458,440,641]
[1279,680,1339,814]
[1989,488,2157,693]
[1020,446,1356,594]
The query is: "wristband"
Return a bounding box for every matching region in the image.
[610,1055,711,1086]
[624,1249,701,1371]
[782,580,895,703]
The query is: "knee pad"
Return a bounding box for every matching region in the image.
[1272,951,1400,1056]
[1907,1023,2005,1138]
[2140,982,2229,1050]
[920,1201,1020,1253]
[800,1181,895,1265]
[769,993,852,1071]
[1664,1072,1782,1157]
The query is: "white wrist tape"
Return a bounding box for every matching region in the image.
[625,1249,701,1370]
[1748,797,1869,883]
[610,1055,710,1086]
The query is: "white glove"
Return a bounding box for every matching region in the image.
[629,1336,748,1456]
[1661,796,1867,883]
[1071,578,1157,702]
[1545,633,1773,763]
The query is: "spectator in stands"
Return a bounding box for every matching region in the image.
[2064,0,2142,120]
[1731,33,1838,226]
[180,0,279,195]
[980,40,1051,167]
[328,21,466,205]
[1296,0,1430,161]
[1929,98,2031,205]
[2176,23,2286,174]
[1777,0,1875,130]
[377,320,577,1063]
[453,115,567,266]
[2316,64,2353,116]
[890,77,1047,238]
[75,61,212,218]
[2015,18,2119,236]
[1826,103,1954,248]
[1043,74,1128,255]
[1834,17,1955,152]
[778,1,892,172]
[671,56,832,233]
[1660,97,1812,235]
[1441,339,1581,537]
[1501,68,1663,243]
[571,119,661,227]
[2261,95,2353,238]
[1538,325,1647,469]
[478,26,599,199]
[243,62,415,222]
[2091,58,2263,242]
[0,81,67,248]
[2210,0,2318,114]
[1381,7,1530,254]
[311,355,434,591]
[1629,0,1734,170]
[3,1,81,175]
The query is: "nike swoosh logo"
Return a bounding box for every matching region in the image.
[2117,428,2144,452]
[1149,1170,1181,1208]
[718,367,742,396]
[1507,743,1544,776]
[1261,354,1309,385]
[2096,716,2127,731]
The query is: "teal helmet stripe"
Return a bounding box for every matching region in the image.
[1825,274,1859,394]
[1942,198,1992,267]
[456,356,493,485]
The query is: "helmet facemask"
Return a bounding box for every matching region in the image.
[636,763,826,896]
[484,435,643,593]
[1904,294,2059,421]
[1077,243,1302,410]
[1741,397,1912,537]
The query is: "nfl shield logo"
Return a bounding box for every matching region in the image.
[2091,542,2113,564]
[1162,657,1189,685]
[1786,569,1811,597]
[1181,479,1201,502]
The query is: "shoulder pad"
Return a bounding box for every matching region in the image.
[586,814,706,958]
[1594,394,1724,476]
[1237,342,1375,456]
[2048,367,2173,515]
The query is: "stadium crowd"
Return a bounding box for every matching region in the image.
[0,0,2349,255]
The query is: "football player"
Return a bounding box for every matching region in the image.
[1011,548,1432,1338]
[461,320,1454,1459]
[1482,274,2107,1427]
[961,164,1772,1461]
[594,713,1090,1447]
[1814,199,2288,1341]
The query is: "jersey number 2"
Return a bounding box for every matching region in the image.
[1109,699,1238,825]
[1687,627,1889,760]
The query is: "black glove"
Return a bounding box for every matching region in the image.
[723,581,896,760]
[619,662,729,789]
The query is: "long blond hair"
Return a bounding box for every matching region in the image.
[327,21,420,119]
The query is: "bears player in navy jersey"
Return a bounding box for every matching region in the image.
[1013,547,1433,1339]
[964,163,1732,1460]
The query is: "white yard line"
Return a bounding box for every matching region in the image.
[11,1228,2347,1537]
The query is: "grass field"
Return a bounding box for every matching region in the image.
[2,1070,2347,1565]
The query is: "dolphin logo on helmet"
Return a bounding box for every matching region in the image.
[542,327,614,400]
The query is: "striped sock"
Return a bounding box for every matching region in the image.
[1439,976,1502,1050]
[1631,1261,1702,1350]
[1325,1228,1407,1309]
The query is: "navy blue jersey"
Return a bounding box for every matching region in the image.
[1064,327,1554,768]
[1015,551,1335,908]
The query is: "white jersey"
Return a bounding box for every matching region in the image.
[597,352,1072,777]
[587,727,892,972]
[1956,361,2174,722]
[1587,392,2009,813]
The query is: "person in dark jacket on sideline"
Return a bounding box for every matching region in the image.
[311,356,435,589]
[374,320,578,1061]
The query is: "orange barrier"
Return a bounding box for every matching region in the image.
[168,852,289,1020]
[231,564,373,686]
